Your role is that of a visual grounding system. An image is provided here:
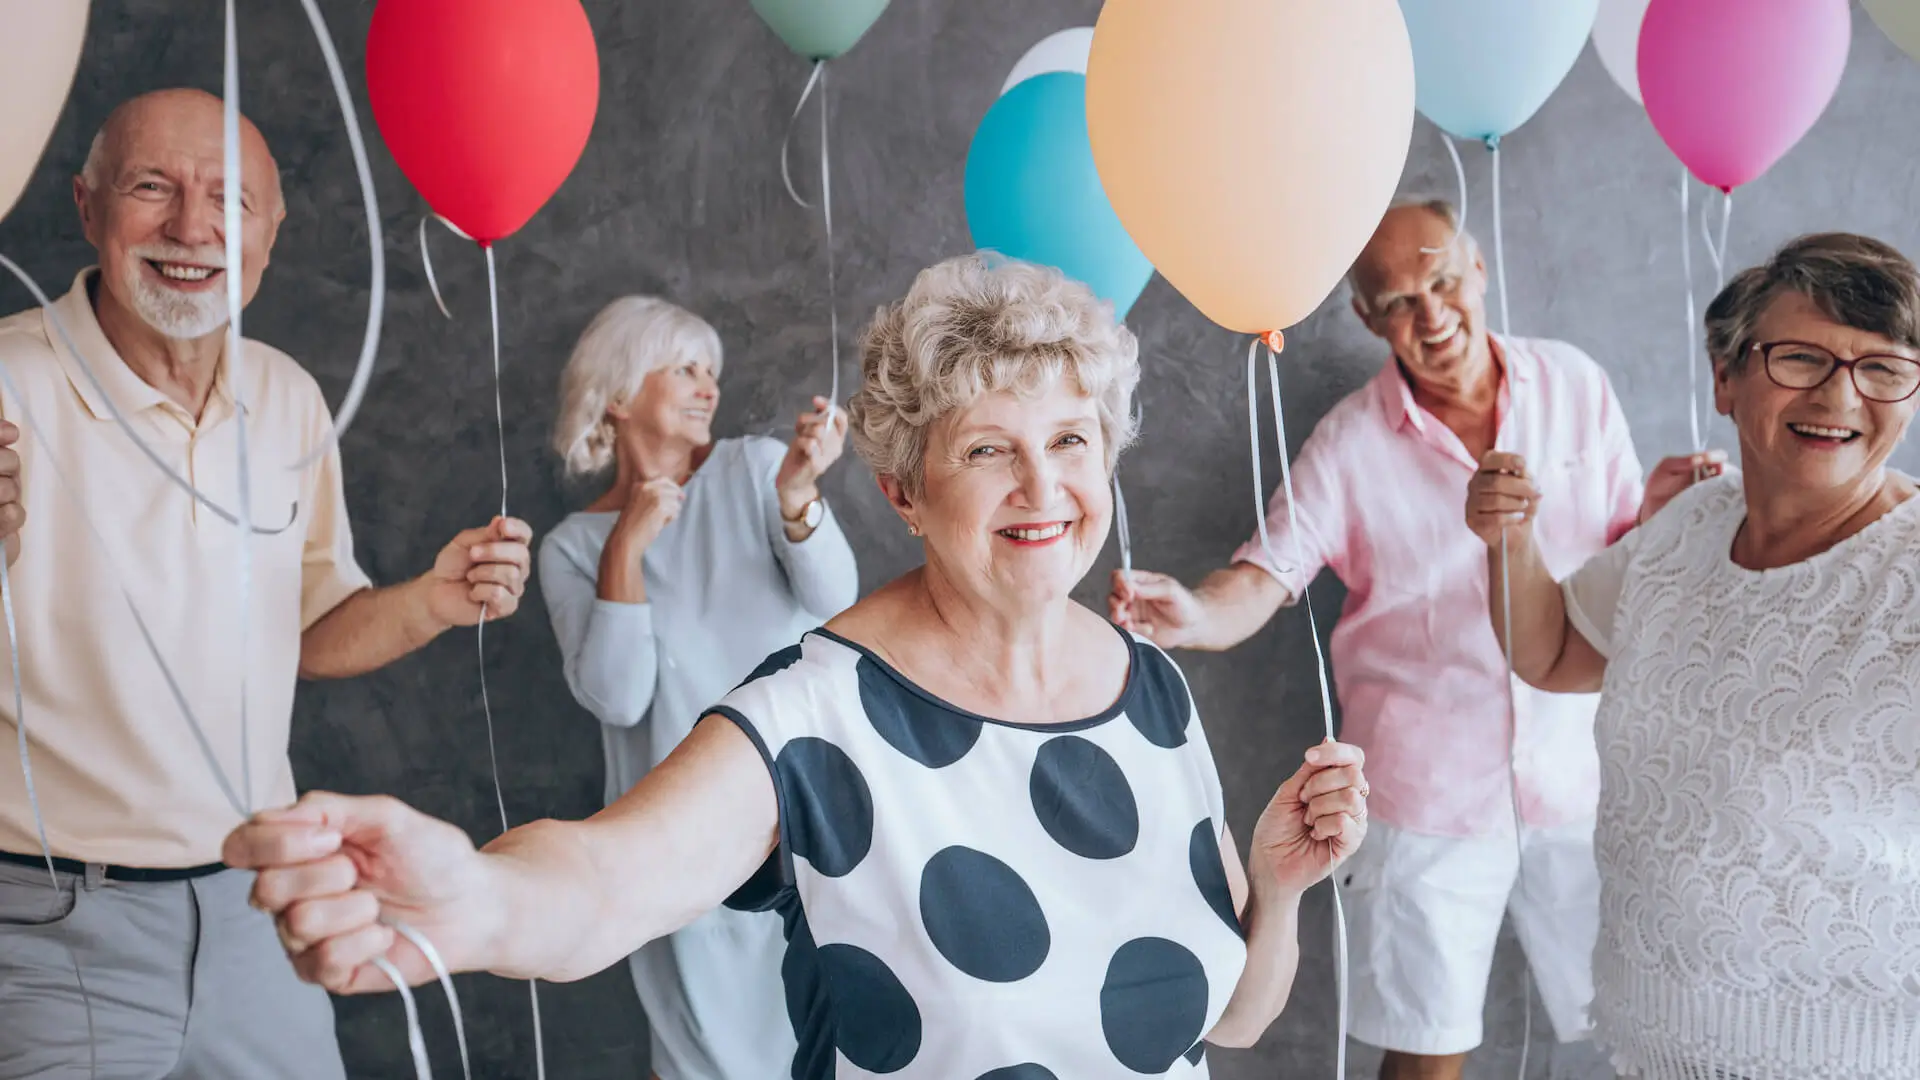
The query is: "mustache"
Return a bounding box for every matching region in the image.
[129,244,227,270]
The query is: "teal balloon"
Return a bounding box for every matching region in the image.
[1397,0,1600,142]
[749,0,890,60]
[965,73,1153,321]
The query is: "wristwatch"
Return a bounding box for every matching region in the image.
[784,496,824,529]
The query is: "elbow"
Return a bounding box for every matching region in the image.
[1204,1013,1272,1050]
[567,669,653,729]
[582,690,650,730]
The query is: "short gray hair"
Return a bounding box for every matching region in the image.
[848,253,1140,495]
[552,296,724,476]
[1706,233,1920,373]
[79,130,108,189]
[1346,194,1472,315]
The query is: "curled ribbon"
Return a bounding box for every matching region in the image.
[2,0,388,1074]
[1423,130,1471,261]
[1682,172,1703,454]
[779,61,842,418]
[412,209,543,1080]
[1489,140,1512,341]
[1243,335,1350,1080]
[222,0,258,820]
[1482,139,1533,1080]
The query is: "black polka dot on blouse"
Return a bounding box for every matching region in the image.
[713,624,1246,1077]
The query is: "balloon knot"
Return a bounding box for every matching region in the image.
[1483,134,1501,153]
[1259,330,1286,353]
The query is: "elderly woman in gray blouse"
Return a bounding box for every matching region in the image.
[537,295,858,1080]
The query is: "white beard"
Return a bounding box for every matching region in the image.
[120,247,230,340]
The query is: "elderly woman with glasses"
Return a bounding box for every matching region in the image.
[1465,233,1920,1080]
[222,255,1370,1078]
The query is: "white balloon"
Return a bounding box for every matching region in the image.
[1591,0,1652,104]
[1001,26,1096,95]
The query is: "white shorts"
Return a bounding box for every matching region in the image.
[1342,818,1600,1057]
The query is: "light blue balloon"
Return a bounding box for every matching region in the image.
[1398,0,1600,142]
[964,72,1153,321]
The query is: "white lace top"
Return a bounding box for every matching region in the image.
[1563,475,1920,1080]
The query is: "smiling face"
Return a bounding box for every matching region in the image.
[1716,289,1920,495]
[75,89,284,342]
[610,354,719,450]
[1351,204,1493,388]
[894,379,1112,610]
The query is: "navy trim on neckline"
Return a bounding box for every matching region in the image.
[807,620,1141,733]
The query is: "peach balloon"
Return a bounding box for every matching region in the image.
[0,1,89,223]
[1086,0,1415,334]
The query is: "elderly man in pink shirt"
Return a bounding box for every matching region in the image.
[1110,197,1719,1080]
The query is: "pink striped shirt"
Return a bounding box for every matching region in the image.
[1235,335,1644,838]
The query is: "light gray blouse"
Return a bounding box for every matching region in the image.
[537,434,859,1080]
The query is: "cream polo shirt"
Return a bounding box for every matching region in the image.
[0,269,370,868]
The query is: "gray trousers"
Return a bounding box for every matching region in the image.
[0,858,345,1080]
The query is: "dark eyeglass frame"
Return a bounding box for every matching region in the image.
[1749,339,1920,404]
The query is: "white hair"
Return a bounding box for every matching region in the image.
[79,129,108,190]
[552,296,725,476]
[848,253,1140,495]
[1346,194,1475,315]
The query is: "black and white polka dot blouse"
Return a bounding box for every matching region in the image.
[714,623,1249,1078]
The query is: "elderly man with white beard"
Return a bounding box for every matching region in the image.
[0,89,531,1078]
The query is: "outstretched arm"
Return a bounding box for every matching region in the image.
[226,713,776,992]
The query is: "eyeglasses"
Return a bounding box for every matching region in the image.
[1751,340,1920,404]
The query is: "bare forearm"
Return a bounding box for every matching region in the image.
[472,818,623,983]
[298,580,446,680]
[476,715,778,983]
[1486,531,1570,685]
[1210,877,1303,1047]
[1189,565,1290,651]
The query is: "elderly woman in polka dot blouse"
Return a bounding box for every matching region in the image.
[1469,233,1920,1080]
[223,254,1371,1077]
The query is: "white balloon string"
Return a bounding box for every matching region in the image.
[2,558,48,882]
[0,258,250,816]
[1484,137,1531,1080]
[1423,129,1470,258]
[820,64,842,416]
[779,61,825,210]
[1681,171,1702,454]
[0,270,292,532]
[1112,402,1141,573]
[777,62,842,418]
[419,212,476,321]
[1,547,96,1080]
[419,214,473,321]
[1244,341,1293,578]
[387,919,472,1080]
[374,956,435,1080]
[478,242,545,1080]
[1700,187,1733,290]
[1501,522,1533,1080]
[1489,140,1511,339]
[223,0,257,816]
[1245,338,1348,1080]
[286,0,387,473]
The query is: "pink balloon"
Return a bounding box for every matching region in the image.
[1638,0,1850,192]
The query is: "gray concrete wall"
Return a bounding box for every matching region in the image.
[4,2,1916,1077]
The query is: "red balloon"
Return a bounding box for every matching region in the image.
[365,0,599,244]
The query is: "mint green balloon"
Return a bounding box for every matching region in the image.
[750,0,891,60]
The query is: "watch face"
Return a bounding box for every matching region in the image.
[805,499,824,528]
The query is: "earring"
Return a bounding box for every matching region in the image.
[907,521,921,537]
